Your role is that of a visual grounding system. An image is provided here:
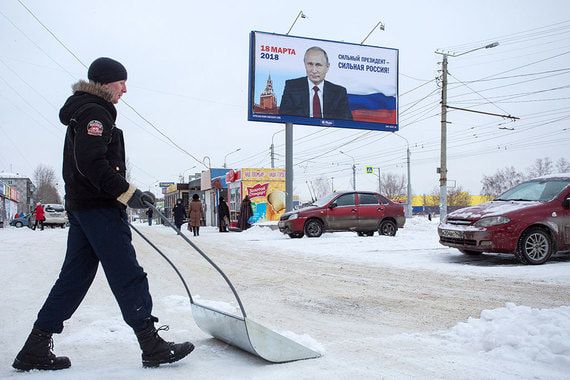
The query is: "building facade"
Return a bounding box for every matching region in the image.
[0,174,36,214]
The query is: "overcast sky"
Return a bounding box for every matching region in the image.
[0,0,568,200]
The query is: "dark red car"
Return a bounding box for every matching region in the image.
[278,191,405,238]
[438,174,570,265]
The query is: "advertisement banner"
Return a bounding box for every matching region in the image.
[248,31,398,131]
[241,168,286,222]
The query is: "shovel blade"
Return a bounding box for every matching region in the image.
[191,303,321,363]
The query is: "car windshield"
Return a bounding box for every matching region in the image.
[495,179,570,202]
[312,193,339,207]
[46,205,64,212]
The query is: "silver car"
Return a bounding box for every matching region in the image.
[43,204,68,228]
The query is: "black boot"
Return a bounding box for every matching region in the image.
[12,328,71,371]
[135,322,194,368]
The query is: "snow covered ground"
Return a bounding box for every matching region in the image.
[1,216,569,379]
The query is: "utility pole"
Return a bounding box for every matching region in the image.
[406,145,412,218]
[339,151,356,190]
[439,54,448,220]
[435,41,511,221]
[270,129,283,169]
[285,123,293,211]
[377,168,381,194]
[393,132,412,218]
[331,177,334,192]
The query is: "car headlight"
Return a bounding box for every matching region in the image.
[288,213,298,220]
[473,216,510,227]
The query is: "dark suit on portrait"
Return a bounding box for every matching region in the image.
[279,77,353,120]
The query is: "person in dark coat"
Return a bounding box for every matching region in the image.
[279,46,352,120]
[188,194,204,236]
[172,198,186,231]
[217,196,230,232]
[12,57,193,372]
[237,195,253,231]
[145,207,153,226]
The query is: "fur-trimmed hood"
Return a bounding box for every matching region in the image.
[59,80,117,126]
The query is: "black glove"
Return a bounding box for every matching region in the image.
[127,189,156,209]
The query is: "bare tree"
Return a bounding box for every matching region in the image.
[33,164,62,204]
[427,187,440,206]
[526,157,553,178]
[448,185,471,206]
[422,191,439,207]
[481,166,525,197]
[555,157,570,173]
[311,176,331,199]
[380,172,406,200]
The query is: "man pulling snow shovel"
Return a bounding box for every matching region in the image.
[12,57,194,371]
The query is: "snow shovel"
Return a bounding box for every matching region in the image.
[129,203,321,363]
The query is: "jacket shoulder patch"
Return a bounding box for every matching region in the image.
[87,120,104,136]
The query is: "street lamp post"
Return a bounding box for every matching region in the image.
[393,133,412,218]
[223,148,241,169]
[203,156,211,169]
[179,166,197,183]
[286,10,306,35]
[435,41,499,221]
[339,151,356,190]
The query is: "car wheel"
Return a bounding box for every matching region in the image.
[357,231,364,237]
[15,221,23,228]
[304,219,323,238]
[379,220,397,236]
[515,227,553,265]
[61,224,65,228]
[458,249,482,255]
[288,232,304,239]
[366,231,374,237]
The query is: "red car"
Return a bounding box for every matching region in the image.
[438,174,570,265]
[278,191,405,238]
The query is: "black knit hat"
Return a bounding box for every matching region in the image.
[88,57,127,84]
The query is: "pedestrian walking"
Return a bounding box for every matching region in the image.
[33,203,45,231]
[172,198,187,231]
[146,207,153,226]
[237,195,253,231]
[188,194,204,236]
[218,196,230,232]
[12,57,193,372]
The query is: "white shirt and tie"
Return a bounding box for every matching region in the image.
[308,79,324,118]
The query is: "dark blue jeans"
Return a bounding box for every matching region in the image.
[34,208,153,333]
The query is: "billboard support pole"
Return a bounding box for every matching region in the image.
[285,122,293,212]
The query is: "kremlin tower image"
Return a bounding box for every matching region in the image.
[252,74,279,114]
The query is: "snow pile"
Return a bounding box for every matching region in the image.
[443,303,570,366]
[278,331,326,354]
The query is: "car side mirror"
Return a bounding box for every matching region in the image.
[329,203,337,209]
[563,195,570,209]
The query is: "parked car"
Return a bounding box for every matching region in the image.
[438,173,570,265]
[42,204,68,228]
[9,215,32,228]
[278,191,405,238]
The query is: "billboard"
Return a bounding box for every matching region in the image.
[227,168,286,222]
[248,31,398,131]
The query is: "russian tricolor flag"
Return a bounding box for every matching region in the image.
[348,92,397,124]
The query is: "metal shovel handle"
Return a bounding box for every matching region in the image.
[143,202,247,318]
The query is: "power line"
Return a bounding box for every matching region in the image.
[0,8,77,79]
[16,0,208,168]
[447,72,511,115]
[442,19,570,51]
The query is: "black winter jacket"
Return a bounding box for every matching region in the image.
[59,81,130,210]
[173,203,187,224]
